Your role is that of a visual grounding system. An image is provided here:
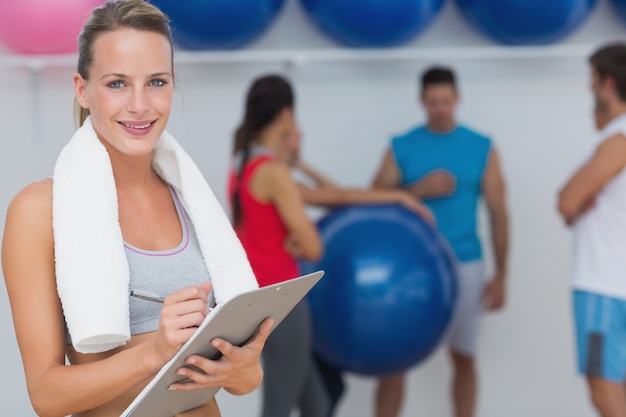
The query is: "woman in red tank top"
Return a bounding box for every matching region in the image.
[228,75,329,417]
[229,77,322,287]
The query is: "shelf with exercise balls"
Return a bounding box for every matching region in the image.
[0,0,105,143]
[300,204,458,376]
[148,0,285,50]
[455,0,598,45]
[299,0,446,47]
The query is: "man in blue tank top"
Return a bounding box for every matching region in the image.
[371,67,509,417]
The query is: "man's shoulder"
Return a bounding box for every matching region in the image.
[457,125,492,146]
[457,124,491,142]
[599,113,626,141]
[391,125,427,143]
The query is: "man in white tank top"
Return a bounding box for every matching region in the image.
[558,43,626,417]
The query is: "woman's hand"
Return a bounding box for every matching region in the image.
[396,191,435,224]
[283,232,304,258]
[168,317,274,395]
[152,282,214,365]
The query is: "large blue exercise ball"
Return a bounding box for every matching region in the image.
[301,204,458,376]
[149,0,285,50]
[612,0,626,25]
[455,0,597,45]
[300,0,446,47]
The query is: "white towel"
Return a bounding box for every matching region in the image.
[53,117,258,354]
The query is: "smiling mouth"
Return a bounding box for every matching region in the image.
[118,120,157,130]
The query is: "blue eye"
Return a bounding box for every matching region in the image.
[150,79,166,87]
[108,80,124,89]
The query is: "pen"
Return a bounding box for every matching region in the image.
[130,289,165,304]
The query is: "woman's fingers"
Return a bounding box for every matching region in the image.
[168,318,274,393]
[154,283,214,362]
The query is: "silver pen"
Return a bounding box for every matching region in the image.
[130,289,165,304]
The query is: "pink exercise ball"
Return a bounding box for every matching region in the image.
[0,0,104,55]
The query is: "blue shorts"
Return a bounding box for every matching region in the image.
[573,290,626,382]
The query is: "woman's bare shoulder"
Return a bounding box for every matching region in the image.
[5,178,53,226]
[257,160,293,182]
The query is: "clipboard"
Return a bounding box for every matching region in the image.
[120,270,325,417]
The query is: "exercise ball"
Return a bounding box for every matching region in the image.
[0,0,103,54]
[612,0,626,25]
[301,204,458,376]
[149,0,285,50]
[455,0,597,45]
[300,0,445,47]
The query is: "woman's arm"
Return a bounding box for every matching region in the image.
[293,159,340,190]
[298,184,433,222]
[2,180,213,417]
[294,158,433,221]
[252,161,322,261]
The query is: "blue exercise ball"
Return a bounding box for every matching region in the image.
[612,0,626,25]
[149,0,285,50]
[301,204,458,376]
[455,0,596,45]
[300,0,445,47]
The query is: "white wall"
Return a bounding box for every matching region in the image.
[1,0,625,415]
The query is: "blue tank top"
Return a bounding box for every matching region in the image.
[391,125,491,262]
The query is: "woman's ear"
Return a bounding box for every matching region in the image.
[604,74,617,92]
[73,72,89,109]
[280,107,294,123]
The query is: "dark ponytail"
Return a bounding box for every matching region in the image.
[232,75,294,226]
[232,124,253,226]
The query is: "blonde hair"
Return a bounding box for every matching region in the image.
[74,0,173,127]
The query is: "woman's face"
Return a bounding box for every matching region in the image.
[279,110,302,166]
[74,28,174,158]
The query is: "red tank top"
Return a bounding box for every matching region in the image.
[228,154,300,287]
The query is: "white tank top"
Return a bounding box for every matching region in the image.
[572,113,626,299]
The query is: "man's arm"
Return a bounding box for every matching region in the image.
[371,148,402,189]
[482,148,509,310]
[558,134,626,226]
[371,148,455,198]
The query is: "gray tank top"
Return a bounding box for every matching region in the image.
[65,187,213,343]
[125,187,214,335]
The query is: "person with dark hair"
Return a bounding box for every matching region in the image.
[558,43,626,417]
[228,74,330,417]
[421,66,456,92]
[229,73,433,417]
[1,1,271,416]
[371,66,509,417]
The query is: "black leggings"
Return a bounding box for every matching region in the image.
[260,299,331,417]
